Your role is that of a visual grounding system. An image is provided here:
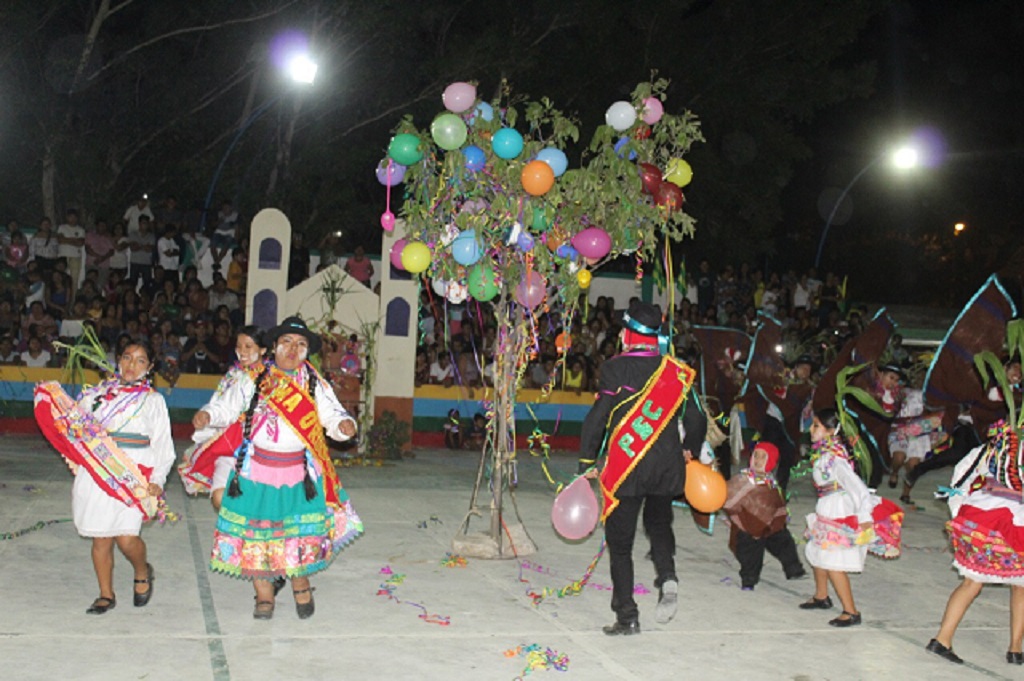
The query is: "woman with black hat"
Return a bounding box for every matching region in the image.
[192,316,363,620]
[578,300,705,635]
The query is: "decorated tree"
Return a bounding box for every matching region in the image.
[381,78,702,557]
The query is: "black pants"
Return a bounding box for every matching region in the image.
[605,494,676,623]
[734,528,804,587]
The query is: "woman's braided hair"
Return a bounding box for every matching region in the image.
[226,365,269,498]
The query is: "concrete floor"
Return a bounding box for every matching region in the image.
[0,433,1018,681]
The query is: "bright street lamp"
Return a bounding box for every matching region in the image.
[200,49,318,232]
[954,222,966,236]
[814,144,920,268]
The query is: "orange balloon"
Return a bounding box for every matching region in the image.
[683,460,727,513]
[555,331,572,353]
[521,160,556,196]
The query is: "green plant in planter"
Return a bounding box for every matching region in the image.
[365,410,410,460]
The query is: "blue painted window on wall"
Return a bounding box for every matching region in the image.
[253,290,278,329]
[259,238,282,269]
[385,297,410,336]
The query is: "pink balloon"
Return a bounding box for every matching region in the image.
[390,239,407,270]
[551,476,599,540]
[380,211,395,231]
[442,81,477,113]
[642,97,664,125]
[514,270,546,309]
[572,227,612,260]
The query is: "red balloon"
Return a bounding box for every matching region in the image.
[654,182,684,211]
[637,162,662,195]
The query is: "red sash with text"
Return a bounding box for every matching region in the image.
[599,355,696,521]
[260,364,344,508]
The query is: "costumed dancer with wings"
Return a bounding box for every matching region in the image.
[34,341,175,614]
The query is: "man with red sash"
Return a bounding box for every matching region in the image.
[193,316,362,621]
[578,300,704,635]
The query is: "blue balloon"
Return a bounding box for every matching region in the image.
[614,137,637,160]
[471,101,494,125]
[535,148,568,177]
[462,145,486,172]
[451,229,483,266]
[517,232,535,252]
[491,128,524,160]
[555,244,579,260]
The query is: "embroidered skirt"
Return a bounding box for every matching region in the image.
[948,505,1024,584]
[209,452,362,580]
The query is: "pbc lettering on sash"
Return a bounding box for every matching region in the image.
[618,399,662,458]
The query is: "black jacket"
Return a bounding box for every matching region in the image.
[578,353,706,498]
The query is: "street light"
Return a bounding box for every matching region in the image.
[954,222,966,236]
[814,144,920,268]
[199,50,318,232]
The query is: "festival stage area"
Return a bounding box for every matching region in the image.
[0,435,1016,681]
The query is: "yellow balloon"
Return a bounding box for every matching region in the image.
[577,269,592,289]
[400,241,431,274]
[665,158,693,188]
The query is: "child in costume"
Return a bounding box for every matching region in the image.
[722,441,806,590]
[799,409,902,627]
[444,408,463,449]
[179,326,266,510]
[34,342,175,614]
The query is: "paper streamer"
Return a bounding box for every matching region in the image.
[1,518,71,541]
[504,643,569,679]
[376,566,451,625]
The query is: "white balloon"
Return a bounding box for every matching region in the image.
[446,281,468,304]
[440,223,460,247]
[432,279,448,296]
[605,101,637,132]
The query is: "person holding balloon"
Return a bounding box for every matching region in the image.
[722,441,806,591]
[577,300,705,635]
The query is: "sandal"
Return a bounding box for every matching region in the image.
[253,599,275,620]
[86,596,116,615]
[293,587,316,620]
[134,563,154,607]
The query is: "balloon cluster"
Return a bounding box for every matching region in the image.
[378,79,702,309]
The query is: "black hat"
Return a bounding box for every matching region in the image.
[793,354,815,367]
[622,300,663,337]
[878,363,907,382]
[266,316,322,355]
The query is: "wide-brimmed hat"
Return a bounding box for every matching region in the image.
[266,316,322,355]
[622,300,663,337]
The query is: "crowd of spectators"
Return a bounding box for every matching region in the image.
[414,257,855,395]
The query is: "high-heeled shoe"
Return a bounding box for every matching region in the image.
[1007,650,1023,665]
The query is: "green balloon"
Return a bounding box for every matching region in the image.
[431,113,468,151]
[467,262,500,302]
[389,133,424,166]
[531,208,550,233]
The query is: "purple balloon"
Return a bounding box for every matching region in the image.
[376,160,407,186]
[514,270,546,309]
[390,239,407,270]
[551,477,599,540]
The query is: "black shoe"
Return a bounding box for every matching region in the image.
[1008,651,1023,665]
[294,587,315,620]
[86,596,116,615]
[253,599,275,620]
[272,576,287,596]
[787,570,809,581]
[133,563,154,607]
[828,611,862,627]
[799,596,833,610]
[925,638,963,664]
[602,620,640,636]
